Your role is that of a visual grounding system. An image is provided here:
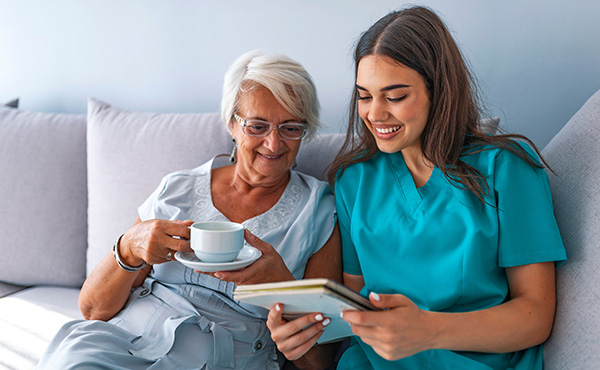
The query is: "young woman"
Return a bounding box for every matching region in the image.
[268,6,566,369]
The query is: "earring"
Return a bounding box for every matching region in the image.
[229,138,237,164]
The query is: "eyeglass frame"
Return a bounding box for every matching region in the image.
[233,114,308,140]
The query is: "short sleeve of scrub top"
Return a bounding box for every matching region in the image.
[493,145,565,267]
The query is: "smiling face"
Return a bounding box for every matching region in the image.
[356,54,431,158]
[231,84,302,187]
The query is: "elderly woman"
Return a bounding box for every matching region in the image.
[37,50,341,369]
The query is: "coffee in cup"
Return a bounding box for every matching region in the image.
[189,221,244,263]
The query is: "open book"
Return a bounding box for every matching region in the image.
[233,278,378,343]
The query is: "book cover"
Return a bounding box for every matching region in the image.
[234,278,377,343]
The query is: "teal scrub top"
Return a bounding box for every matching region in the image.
[334,143,566,370]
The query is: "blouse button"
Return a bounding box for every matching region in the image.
[253,340,263,352]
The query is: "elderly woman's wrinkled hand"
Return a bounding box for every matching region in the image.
[120,219,194,266]
[205,229,295,285]
[267,303,329,361]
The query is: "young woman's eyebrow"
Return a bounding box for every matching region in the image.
[355,84,411,92]
[381,84,411,92]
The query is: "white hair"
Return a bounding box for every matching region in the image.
[220,50,321,140]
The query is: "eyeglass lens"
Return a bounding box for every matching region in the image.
[244,120,306,139]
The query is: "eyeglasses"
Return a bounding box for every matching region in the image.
[234,114,307,140]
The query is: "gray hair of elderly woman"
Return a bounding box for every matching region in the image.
[220,50,321,140]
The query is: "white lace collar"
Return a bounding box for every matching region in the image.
[192,155,303,235]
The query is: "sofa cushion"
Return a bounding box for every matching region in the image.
[0,107,87,287]
[86,99,233,275]
[481,117,500,134]
[0,281,27,298]
[296,133,344,180]
[2,98,19,108]
[541,89,600,368]
[0,286,82,368]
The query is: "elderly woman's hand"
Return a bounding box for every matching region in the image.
[207,229,295,285]
[267,303,330,362]
[119,219,194,266]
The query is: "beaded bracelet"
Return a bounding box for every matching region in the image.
[112,233,147,272]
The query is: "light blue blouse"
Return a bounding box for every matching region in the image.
[335,144,566,370]
[139,155,335,283]
[37,156,336,369]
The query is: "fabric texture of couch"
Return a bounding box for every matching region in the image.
[541,89,600,369]
[0,90,598,368]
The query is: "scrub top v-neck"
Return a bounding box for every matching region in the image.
[335,146,566,369]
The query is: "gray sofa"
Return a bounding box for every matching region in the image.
[0,90,599,369]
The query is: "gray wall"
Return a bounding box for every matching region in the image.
[1,0,599,148]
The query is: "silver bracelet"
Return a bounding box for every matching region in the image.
[112,233,147,272]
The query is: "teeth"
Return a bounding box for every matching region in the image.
[261,154,281,159]
[375,126,401,134]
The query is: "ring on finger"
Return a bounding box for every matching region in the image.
[166,250,173,261]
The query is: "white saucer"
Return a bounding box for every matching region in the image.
[175,246,262,272]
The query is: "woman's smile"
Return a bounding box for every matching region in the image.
[373,124,403,138]
[257,152,285,160]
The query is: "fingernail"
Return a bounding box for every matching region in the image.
[322,318,331,327]
[340,312,344,319]
[275,304,281,312]
[370,292,381,301]
[214,273,222,279]
[315,314,323,321]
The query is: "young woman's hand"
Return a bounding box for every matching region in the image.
[341,293,435,361]
[341,263,557,361]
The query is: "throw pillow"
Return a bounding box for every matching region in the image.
[86,99,232,275]
[0,107,87,287]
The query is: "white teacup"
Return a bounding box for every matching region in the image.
[189,221,244,263]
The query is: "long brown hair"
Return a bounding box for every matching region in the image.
[327,6,546,203]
